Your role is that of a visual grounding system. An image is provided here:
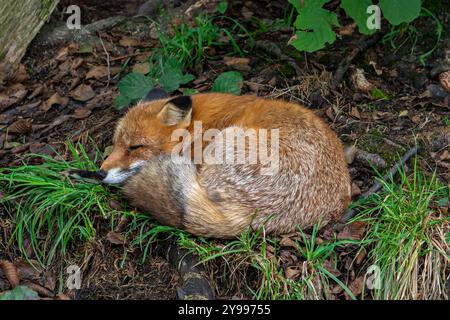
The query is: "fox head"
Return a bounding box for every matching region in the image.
[100,88,193,184]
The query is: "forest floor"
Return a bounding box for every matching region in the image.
[0,0,449,300]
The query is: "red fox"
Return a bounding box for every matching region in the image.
[100,88,351,238]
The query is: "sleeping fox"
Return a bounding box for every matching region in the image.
[100,88,351,238]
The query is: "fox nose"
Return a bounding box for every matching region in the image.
[97,170,107,180]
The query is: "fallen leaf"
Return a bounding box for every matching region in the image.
[106,231,125,245]
[109,199,123,211]
[351,182,361,197]
[85,66,109,79]
[439,70,450,92]
[339,23,356,36]
[350,106,361,119]
[399,110,408,117]
[224,57,251,72]
[0,260,20,288]
[285,266,301,280]
[41,93,68,112]
[7,118,33,134]
[132,63,150,74]
[348,276,364,297]
[119,37,141,47]
[73,108,91,119]
[351,68,373,93]
[280,236,297,248]
[337,221,366,240]
[70,84,96,102]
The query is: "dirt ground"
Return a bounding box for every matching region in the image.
[0,0,449,299]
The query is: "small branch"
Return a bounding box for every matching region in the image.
[98,33,111,88]
[330,33,382,91]
[255,40,304,77]
[340,144,419,224]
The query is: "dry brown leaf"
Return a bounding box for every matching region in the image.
[337,221,366,241]
[339,23,356,36]
[132,63,150,74]
[0,260,20,288]
[280,236,297,248]
[106,231,125,245]
[70,84,96,102]
[351,68,373,92]
[351,182,361,197]
[73,108,92,119]
[86,66,109,79]
[119,37,141,47]
[223,57,251,72]
[41,93,69,112]
[350,106,361,119]
[348,276,364,297]
[439,70,450,92]
[7,118,33,134]
[285,266,301,280]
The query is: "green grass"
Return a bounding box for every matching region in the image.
[353,160,449,300]
[155,14,247,68]
[0,141,122,267]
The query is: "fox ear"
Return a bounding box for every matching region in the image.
[157,96,192,126]
[141,87,168,103]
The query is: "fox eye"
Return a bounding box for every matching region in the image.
[127,145,143,153]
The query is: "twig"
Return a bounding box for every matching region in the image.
[255,40,304,77]
[98,33,111,88]
[330,33,382,91]
[340,144,419,224]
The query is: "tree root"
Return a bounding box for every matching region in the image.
[154,240,215,300]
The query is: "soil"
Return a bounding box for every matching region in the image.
[0,0,449,299]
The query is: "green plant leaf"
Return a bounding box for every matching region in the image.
[114,94,132,110]
[341,0,377,35]
[217,0,228,14]
[379,0,421,25]
[118,73,154,100]
[211,71,244,95]
[157,57,195,92]
[289,0,339,52]
[0,286,40,300]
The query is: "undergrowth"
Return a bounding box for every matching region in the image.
[353,160,449,300]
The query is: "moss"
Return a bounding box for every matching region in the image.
[357,128,401,165]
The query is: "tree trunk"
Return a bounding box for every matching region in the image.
[0,0,59,86]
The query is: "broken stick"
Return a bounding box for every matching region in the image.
[340,144,419,224]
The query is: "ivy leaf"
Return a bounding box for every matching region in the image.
[289,0,339,53]
[118,73,154,100]
[157,57,195,92]
[341,0,377,35]
[379,0,421,26]
[212,71,243,95]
